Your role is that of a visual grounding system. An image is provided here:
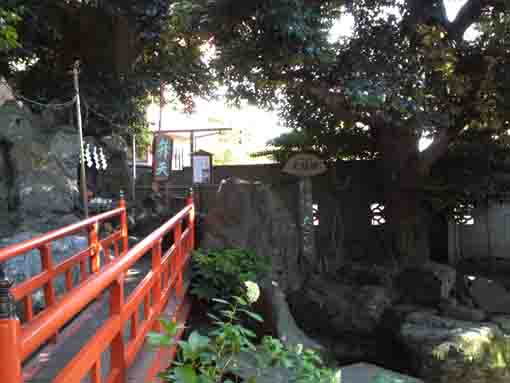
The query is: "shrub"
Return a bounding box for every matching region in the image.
[190,248,270,302]
[148,283,340,383]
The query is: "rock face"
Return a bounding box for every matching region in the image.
[0,103,80,233]
[202,179,302,293]
[1,232,88,311]
[400,311,510,383]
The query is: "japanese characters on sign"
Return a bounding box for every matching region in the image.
[152,135,173,180]
[282,153,327,177]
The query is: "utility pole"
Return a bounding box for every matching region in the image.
[73,61,89,218]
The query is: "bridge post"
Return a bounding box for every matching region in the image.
[119,190,129,255]
[0,270,22,383]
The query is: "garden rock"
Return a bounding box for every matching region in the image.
[202,178,302,293]
[396,262,456,306]
[469,277,510,314]
[289,276,393,336]
[399,311,510,383]
[258,280,323,351]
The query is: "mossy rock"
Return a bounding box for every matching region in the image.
[400,312,510,383]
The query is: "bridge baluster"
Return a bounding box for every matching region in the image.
[174,223,183,298]
[152,239,163,330]
[89,222,100,274]
[119,191,128,255]
[109,275,126,383]
[40,243,58,343]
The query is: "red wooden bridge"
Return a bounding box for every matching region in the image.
[0,191,195,383]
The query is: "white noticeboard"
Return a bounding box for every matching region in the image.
[193,155,211,184]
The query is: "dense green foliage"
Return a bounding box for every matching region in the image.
[0,6,19,52]
[148,289,339,383]
[4,0,510,258]
[190,249,270,302]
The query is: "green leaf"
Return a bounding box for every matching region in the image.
[147,332,173,347]
[174,365,198,383]
[159,319,180,336]
[188,331,211,352]
[212,298,230,305]
[239,309,264,323]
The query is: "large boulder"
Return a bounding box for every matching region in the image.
[0,104,80,225]
[469,277,510,315]
[396,262,456,306]
[289,276,393,337]
[202,179,302,293]
[11,140,78,218]
[399,311,510,383]
[257,280,323,351]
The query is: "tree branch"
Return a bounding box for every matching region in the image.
[448,0,484,41]
[420,119,466,169]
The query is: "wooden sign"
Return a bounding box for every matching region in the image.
[192,150,213,184]
[282,153,327,177]
[152,135,173,180]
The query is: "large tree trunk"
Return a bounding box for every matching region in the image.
[377,121,433,267]
[384,173,431,267]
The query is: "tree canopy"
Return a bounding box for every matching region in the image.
[3,0,510,260]
[198,0,510,260]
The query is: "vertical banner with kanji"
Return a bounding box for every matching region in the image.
[152,135,173,181]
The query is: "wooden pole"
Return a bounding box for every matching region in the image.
[132,134,136,201]
[73,61,89,218]
[299,177,317,274]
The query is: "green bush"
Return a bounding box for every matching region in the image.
[190,248,270,302]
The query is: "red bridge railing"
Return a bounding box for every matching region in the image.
[0,191,195,383]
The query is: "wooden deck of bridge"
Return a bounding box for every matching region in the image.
[22,254,190,383]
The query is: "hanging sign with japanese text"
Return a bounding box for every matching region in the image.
[282,153,327,177]
[152,135,173,180]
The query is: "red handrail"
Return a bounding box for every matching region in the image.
[0,191,196,383]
